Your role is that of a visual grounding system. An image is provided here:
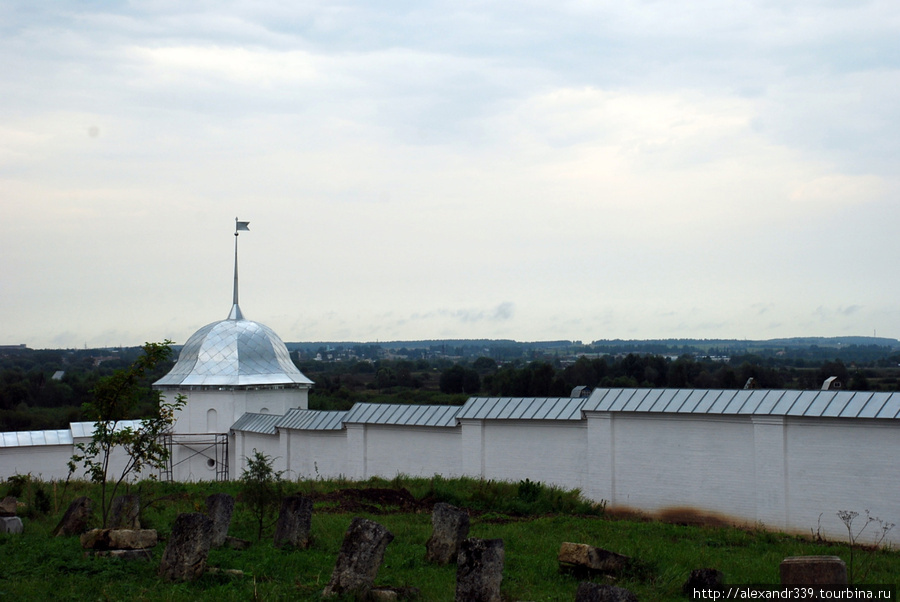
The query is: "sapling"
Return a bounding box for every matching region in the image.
[67,341,184,527]
[240,449,284,541]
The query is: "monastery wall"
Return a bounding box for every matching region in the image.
[2,397,898,547]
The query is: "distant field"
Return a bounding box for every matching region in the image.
[1,476,897,601]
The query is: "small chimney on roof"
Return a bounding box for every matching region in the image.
[821,376,841,390]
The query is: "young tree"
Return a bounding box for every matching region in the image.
[68,341,184,527]
[240,449,284,541]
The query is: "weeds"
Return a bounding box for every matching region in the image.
[837,509,896,583]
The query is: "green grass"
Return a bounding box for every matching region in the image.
[0,477,897,601]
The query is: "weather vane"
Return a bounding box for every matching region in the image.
[230,217,250,320]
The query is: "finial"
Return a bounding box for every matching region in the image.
[231,218,250,319]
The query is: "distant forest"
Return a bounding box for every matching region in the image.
[2,337,899,431]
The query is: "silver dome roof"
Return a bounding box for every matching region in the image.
[154,304,313,388]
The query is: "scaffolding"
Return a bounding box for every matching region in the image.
[160,433,229,481]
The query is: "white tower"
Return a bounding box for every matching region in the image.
[153,219,313,479]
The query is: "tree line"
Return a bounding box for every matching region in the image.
[3,345,897,430]
[436,354,892,396]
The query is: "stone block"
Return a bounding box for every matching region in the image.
[558,542,632,575]
[0,496,17,516]
[426,502,470,565]
[0,516,24,534]
[368,586,420,601]
[575,582,638,602]
[88,548,153,561]
[53,496,94,536]
[158,513,214,582]
[682,568,725,594]
[273,494,313,549]
[81,528,158,550]
[323,517,394,598]
[456,538,504,602]
[780,556,847,585]
[224,535,252,550]
[108,495,141,530]
[206,493,235,548]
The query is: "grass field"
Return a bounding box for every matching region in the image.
[1,476,897,601]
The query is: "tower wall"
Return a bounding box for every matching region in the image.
[163,388,309,435]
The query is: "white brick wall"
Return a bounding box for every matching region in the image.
[363,425,462,479]
[596,413,756,519]
[2,405,898,546]
[480,421,587,491]
[283,430,348,481]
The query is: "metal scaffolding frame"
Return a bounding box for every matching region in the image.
[160,433,229,481]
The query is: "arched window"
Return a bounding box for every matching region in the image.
[207,408,218,432]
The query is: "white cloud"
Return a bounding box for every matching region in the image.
[2,1,900,347]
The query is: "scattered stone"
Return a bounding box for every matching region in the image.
[80,528,158,550]
[224,535,252,550]
[323,517,395,598]
[682,568,725,594]
[558,542,632,577]
[158,513,214,582]
[206,567,245,577]
[425,503,470,565]
[575,582,639,602]
[368,586,420,601]
[205,493,235,548]
[780,556,847,586]
[0,516,24,534]
[455,538,504,602]
[273,494,313,549]
[108,495,141,529]
[88,548,153,561]
[53,496,94,536]
[0,496,17,516]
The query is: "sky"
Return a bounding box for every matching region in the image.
[2,1,900,349]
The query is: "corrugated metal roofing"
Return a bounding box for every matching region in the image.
[275,409,347,431]
[583,388,900,419]
[457,397,586,421]
[0,429,73,448]
[230,413,282,435]
[70,420,147,439]
[343,403,461,427]
[1,419,150,448]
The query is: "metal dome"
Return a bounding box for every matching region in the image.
[154,304,313,388]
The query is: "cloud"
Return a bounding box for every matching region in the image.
[3,1,900,347]
[788,174,888,207]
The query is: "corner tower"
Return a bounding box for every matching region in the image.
[153,219,312,479]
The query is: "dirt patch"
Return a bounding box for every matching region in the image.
[605,505,740,529]
[656,507,733,529]
[309,487,431,514]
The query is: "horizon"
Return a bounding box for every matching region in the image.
[3,3,899,349]
[8,333,900,353]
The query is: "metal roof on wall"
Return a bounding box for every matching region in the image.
[230,413,282,435]
[0,429,73,448]
[276,409,347,431]
[343,403,461,427]
[70,420,147,439]
[1,420,150,448]
[457,397,587,421]
[583,388,900,419]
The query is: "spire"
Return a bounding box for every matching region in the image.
[229,218,250,320]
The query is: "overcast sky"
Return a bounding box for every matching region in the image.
[2,1,899,349]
